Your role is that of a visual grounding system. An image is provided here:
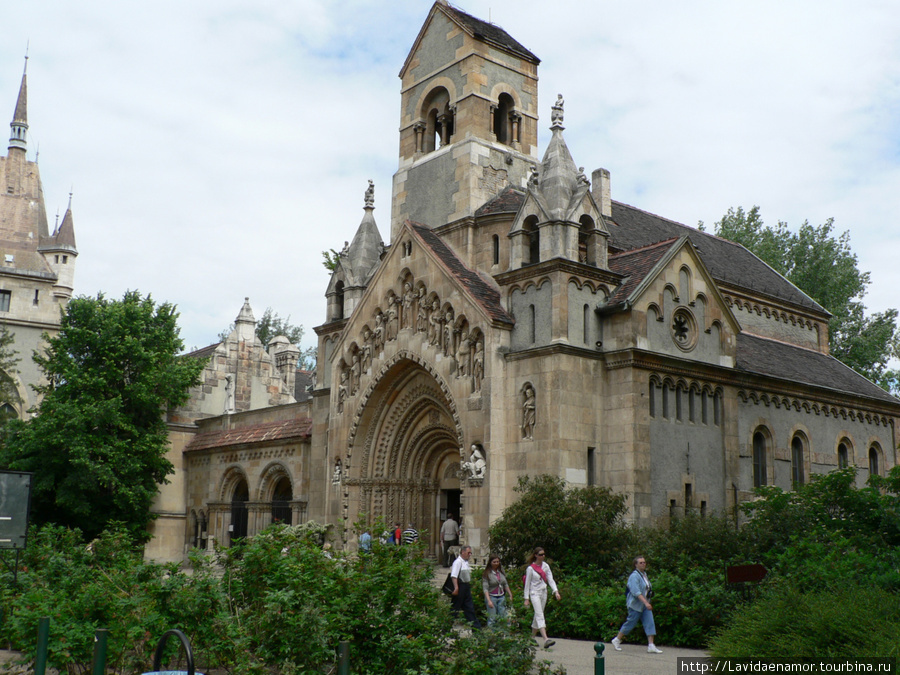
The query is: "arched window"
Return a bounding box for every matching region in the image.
[271,476,293,524]
[838,441,850,469]
[713,391,722,426]
[583,304,590,344]
[230,479,249,543]
[578,215,595,265]
[662,384,671,419]
[753,431,768,488]
[524,215,540,264]
[422,87,452,153]
[675,385,683,421]
[529,304,536,344]
[791,434,806,486]
[493,93,515,144]
[492,235,500,265]
[701,391,708,424]
[334,280,345,321]
[649,381,657,418]
[869,445,881,477]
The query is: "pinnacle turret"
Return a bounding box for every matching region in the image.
[8,57,28,153]
[346,180,384,286]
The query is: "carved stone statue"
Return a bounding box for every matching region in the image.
[350,352,361,395]
[472,336,484,392]
[402,282,415,330]
[337,369,348,413]
[522,383,536,440]
[361,329,373,371]
[364,179,374,208]
[374,312,385,351]
[550,93,564,128]
[456,328,470,378]
[386,295,399,342]
[224,373,236,414]
[332,459,343,485]
[442,309,455,357]
[462,444,487,480]
[429,300,442,347]
[416,288,429,333]
[576,166,590,187]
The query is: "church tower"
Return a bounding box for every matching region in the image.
[0,59,77,417]
[391,2,541,237]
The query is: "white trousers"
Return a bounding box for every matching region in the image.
[529,588,548,630]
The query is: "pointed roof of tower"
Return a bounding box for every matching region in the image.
[346,180,384,286]
[12,69,26,124]
[54,204,76,249]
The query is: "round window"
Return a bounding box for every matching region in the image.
[671,307,698,351]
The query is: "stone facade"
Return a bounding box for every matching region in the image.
[156,2,899,564]
[0,60,78,418]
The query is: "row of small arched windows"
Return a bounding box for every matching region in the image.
[649,381,722,427]
[752,430,883,488]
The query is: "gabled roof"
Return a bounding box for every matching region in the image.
[410,222,513,326]
[400,3,539,78]
[606,238,679,306]
[185,417,312,452]
[736,333,899,406]
[185,342,220,359]
[475,186,525,217]
[608,201,827,315]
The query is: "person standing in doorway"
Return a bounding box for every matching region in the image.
[611,555,662,653]
[441,513,459,566]
[523,547,560,649]
[450,545,481,628]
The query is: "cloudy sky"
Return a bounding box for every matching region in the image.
[2,1,898,355]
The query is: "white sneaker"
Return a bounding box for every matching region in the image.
[611,636,622,651]
[648,644,663,654]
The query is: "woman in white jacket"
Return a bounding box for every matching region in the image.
[523,547,561,649]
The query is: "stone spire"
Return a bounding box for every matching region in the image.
[346,179,384,286]
[8,57,28,153]
[532,94,587,222]
[234,297,257,342]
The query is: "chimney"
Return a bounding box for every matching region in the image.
[591,168,612,218]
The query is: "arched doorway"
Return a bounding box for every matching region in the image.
[345,356,463,556]
[230,479,249,544]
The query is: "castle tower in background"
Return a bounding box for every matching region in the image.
[0,57,78,417]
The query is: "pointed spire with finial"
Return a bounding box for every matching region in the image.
[534,93,582,220]
[8,51,28,153]
[346,179,384,285]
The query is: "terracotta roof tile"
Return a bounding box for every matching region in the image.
[475,187,525,216]
[606,238,678,305]
[186,417,312,452]
[411,223,513,326]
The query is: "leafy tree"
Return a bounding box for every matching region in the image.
[0,322,20,421]
[321,248,341,272]
[218,307,316,370]
[488,474,628,576]
[0,291,205,541]
[705,206,900,391]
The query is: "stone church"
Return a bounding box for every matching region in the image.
[151,1,898,562]
[0,59,78,418]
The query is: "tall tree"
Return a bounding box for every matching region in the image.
[0,291,205,541]
[0,322,20,421]
[705,207,900,392]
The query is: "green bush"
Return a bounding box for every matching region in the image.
[709,586,900,660]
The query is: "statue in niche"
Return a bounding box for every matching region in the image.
[332,459,343,485]
[429,300,442,347]
[224,373,236,414]
[472,336,484,392]
[522,383,536,440]
[442,309,455,357]
[337,369,349,413]
[361,329,373,371]
[416,288,429,333]
[456,328,471,378]
[350,352,361,395]
[402,282,415,330]
[386,295,399,341]
[373,312,385,352]
[461,444,487,480]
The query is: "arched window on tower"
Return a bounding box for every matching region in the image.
[421,87,452,153]
[493,93,515,144]
[791,434,806,486]
[579,215,595,265]
[492,235,500,265]
[334,280,345,321]
[524,215,540,264]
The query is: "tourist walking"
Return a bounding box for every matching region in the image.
[358,530,372,553]
[482,554,513,627]
[523,547,560,649]
[611,555,662,653]
[450,545,482,628]
[402,523,419,545]
[440,513,459,566]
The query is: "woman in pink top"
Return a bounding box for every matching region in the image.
[523,547,561,649]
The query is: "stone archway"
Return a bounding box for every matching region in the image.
[344,356,463,554]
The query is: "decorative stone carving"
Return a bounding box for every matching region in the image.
[550,93,564,128]
[386,294,399,342]
[456,328,470,378]
[373,311,385,351]
[361,329,373,371]
[472,336,484,392]
[442,308,455,357]
[350,353,361,395]
[337,369,348,413]
[522,382,536,440]
[416,287,429,333]
[461,443,486,480]
[224,373,235,414]
[332,458,343,485]
[429,299,442,347]
[364,179,374,208]
[401,282,415,330]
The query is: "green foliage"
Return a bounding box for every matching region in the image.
[0,321,20,421]
[708,586,900,659]
[321,248,341,272]
[488,475,628,576]
[0,522,546,674]
[0,291,205,541]
[707,206,900,391]
[634,513,750,573]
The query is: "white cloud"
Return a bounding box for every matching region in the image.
[2,0,898,353]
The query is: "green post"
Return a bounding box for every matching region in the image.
[35,617,50,675]
[92,628,109,675]
[337,640,350,675]
[593,641,605,675]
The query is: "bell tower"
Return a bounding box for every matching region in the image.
[391,2,540,238]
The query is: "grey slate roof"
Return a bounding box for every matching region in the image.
[608,201,827,315]
[736,333,899,405]
[442,4,540,64]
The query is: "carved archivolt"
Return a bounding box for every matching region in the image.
[337,275,485,414]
